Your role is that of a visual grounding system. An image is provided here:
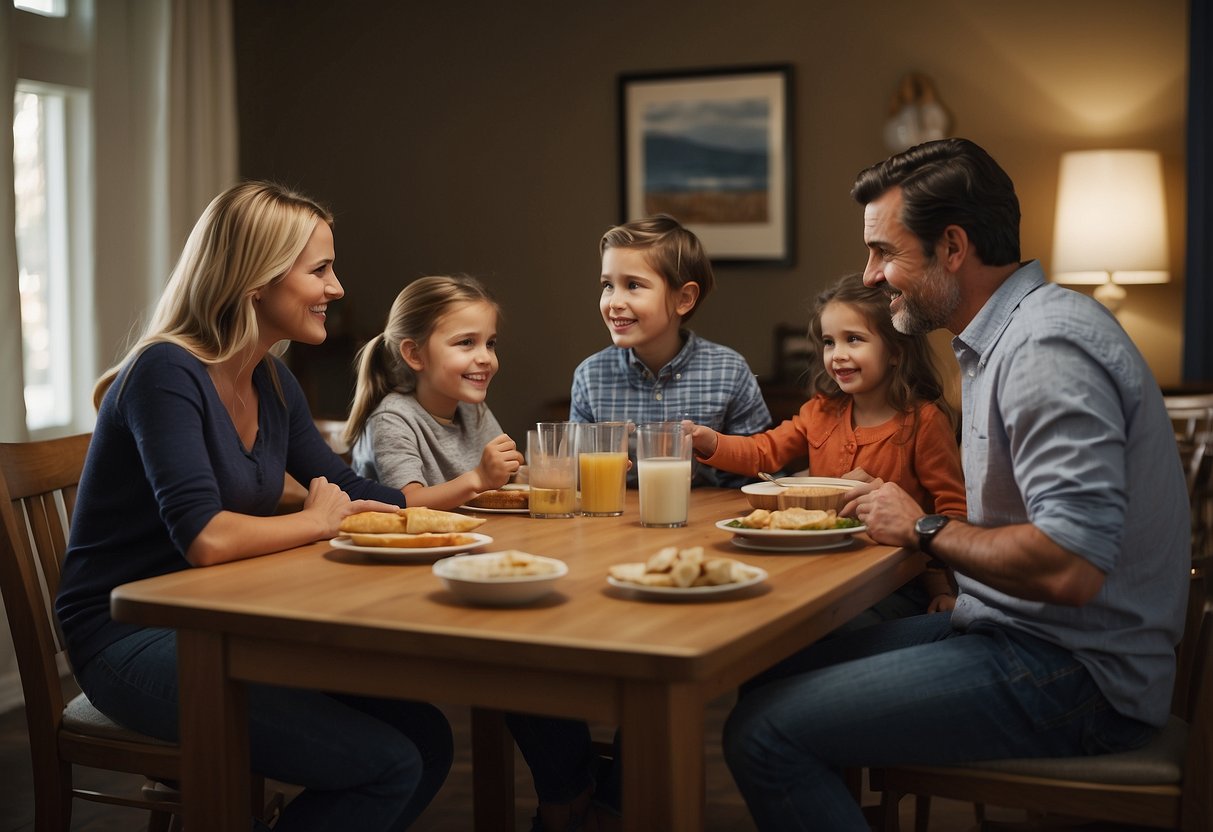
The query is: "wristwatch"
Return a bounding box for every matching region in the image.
[915,514,951,561]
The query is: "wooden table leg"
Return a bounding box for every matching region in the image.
[177,630,249,831]
[471,707,516,832]
[620,681,704,831]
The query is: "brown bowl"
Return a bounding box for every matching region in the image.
[741,477,857,512]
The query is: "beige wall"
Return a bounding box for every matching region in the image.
[232,0,1188,438]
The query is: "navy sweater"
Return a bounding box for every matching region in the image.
[55,343,406,670]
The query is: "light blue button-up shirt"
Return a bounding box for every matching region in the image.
[950,261,1190,726]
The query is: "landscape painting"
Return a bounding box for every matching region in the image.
[619,65,792,265]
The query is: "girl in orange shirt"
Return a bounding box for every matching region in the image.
[689,272,965,621]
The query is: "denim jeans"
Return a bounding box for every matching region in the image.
[504,713,595,804]
[723,612,1157,832]
[76,628,453,832]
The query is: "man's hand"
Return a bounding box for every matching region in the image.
[848,481,922,549]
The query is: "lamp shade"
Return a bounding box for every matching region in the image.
[1051,150,1169,286]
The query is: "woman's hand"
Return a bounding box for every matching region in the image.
[303,476,399,539]
[474,434,525,491]
[680,419,719,457]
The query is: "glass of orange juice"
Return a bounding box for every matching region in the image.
[527,423,577,518]
[577,422,629,516]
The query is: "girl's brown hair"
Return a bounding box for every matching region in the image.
[344,275,499,448]
[806,273,955,437]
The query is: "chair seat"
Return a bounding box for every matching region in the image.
[946,715,1187,786]
[62,692,173,747]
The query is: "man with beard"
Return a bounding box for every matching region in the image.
[722,138,1191,831]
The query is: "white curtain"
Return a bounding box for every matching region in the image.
[0,4,28,445]
[0,0,238,713]
[92,0,239,378]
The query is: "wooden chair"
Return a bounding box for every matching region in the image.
[1165,393,1213,560]
[0,434,276,831]
[872,570,1212,832]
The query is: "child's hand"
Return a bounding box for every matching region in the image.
[680,419,719,458]
[475,434,525,491]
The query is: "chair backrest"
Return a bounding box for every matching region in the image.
[313,418,351,462]
[0,434,91,739]
[1164,394,1213,494]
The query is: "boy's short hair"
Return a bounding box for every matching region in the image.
[600,214,714,321]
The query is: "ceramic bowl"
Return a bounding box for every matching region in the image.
[741,477,858,512]
[432,552,567,606]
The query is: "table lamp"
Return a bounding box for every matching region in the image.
[1051,149,1169,313]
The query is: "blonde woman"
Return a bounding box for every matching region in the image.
[56,182,452,831]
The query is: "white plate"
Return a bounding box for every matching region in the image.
[458,504,529,514]
[330,532,493,561]
[715,518,866,552]
[730,535,859,553]
[433,552,567,605]
[606,566,767,600]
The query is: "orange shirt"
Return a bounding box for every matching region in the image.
[703,395,966,517]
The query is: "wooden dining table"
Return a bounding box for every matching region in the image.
[110,488,923,831]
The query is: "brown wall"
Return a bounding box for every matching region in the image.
[232,0,1188,438]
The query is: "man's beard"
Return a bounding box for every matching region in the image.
[892,258,960,334]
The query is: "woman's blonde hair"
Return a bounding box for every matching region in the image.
[93,181,333,407]
[344,275,499,448]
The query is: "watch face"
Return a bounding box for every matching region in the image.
[917,514,949,534]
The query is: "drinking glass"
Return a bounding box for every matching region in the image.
[636,422,693,528]
[576,422,629,517]
[527,422,577,518]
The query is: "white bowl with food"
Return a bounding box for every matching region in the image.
[741,476,858,511]
[432,550,567,606]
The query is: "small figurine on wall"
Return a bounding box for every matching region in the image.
[883,72,952,152]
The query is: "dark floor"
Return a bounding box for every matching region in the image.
[0,683,1154,832]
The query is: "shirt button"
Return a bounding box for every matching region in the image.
[656,393,663,401]
[675,373,682,379]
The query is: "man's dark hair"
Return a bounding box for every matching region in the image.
[851,138,1021,266]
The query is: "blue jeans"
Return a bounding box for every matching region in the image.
[723,613,1157,832]
[504,713,595,804]
[77,628,453,832]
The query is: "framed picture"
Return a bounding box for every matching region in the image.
[618,64,794,266]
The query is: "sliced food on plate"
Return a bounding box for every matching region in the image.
[339,506,486,536]
[726,508,862,531]
[608,545,761,588]
[464,488,529,511]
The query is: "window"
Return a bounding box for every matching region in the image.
[12,0,93,435]
[14,88,71,429]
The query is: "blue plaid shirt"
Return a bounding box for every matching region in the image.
[570,330,771,487]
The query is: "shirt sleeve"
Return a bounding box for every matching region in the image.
[117,352,226,557]
[702,401,812,476]
[911,404,967,518]
[722,360,773,436]
[362,409,429,489]
[569,361,594,424]
[999,336,1127,569]
[279,366,406,506]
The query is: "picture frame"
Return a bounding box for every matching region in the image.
[618,64,794,266]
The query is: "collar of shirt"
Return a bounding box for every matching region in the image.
[619,329,699,387]
[952,260,1046,368]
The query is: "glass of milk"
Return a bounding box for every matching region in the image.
[636,422,693,528]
